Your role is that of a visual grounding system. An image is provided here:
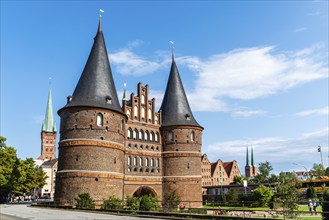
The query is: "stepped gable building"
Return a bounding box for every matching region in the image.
[245,146,258,178]
[54,18,203,207]
[201,154,241,194]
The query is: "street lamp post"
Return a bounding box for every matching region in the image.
[293,163,309,180]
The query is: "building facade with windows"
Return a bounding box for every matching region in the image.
[201,154,242,194]
[54,19,203,208]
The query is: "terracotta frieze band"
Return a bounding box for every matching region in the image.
[59,139,124,151]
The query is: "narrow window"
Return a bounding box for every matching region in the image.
[148,109,152,121]
[141,107,145,120]
[140,157,143,166]
[133,157,137,166]
[146,158,149,166]
[151,158,154,167]
[155,132,159,142]
[168,131,174,141]
[96,113,103,126]
[140,130,144,140]
[191,131,195,142]
[141,94,145,104]
[145,131,149,141]
[128,156,131,166]
[156,158,159,167]
[134,106,138,119]
[127,128,132,139]
[150,131,154,142]
[133,129,137,139]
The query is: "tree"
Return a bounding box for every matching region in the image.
[101,196,123,210]
[322,189,329,220]
[125,196,140,211]
[162,189,181,212]
[75,193,95,209]
[312,163,325,177]
[253,185,274,207]
[233,176,244,185]
[228,188,238,203]
[252,161,273,183]
[274,172,301,219]
[306,187,318,199]
[139,195,159,211]
[325,167,329,176]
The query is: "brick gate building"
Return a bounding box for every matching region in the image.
[54,18,203,208]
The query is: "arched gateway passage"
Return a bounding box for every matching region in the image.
[132,186,157,197]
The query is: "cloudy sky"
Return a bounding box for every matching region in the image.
[1,1,328,174]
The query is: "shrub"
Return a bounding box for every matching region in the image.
[163,189,181,212]
[139,195,159,211]
[101,196,123,210]
[125,196,140,210]
[252,185,274,207]
[75,193,95,209]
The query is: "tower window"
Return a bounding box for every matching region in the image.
[128,156,131,166]
[168,131,174,141]
[96,113,103,127]
[106,96,112,104]
[185,114,191,121]
[190,131,195,142]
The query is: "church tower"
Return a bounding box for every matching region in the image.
[245,146,257,177]
[55,18,127,206]
[38,87,57,160]
[160,49,203,208]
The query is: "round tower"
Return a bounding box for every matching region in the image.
[160,50,203,208]
[54,19,127,206]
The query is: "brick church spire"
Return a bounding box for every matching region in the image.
[159,46,202,128]
[59,17,124,116]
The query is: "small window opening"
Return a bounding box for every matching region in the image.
[106,96,112,104]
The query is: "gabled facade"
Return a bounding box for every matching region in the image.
[54,19,203,208]
[201,154,242,192]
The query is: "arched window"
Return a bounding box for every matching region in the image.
[156,158,159,167]
[133,129,137,139]
[96,113,103,126]
[168,131,174,141]
[141,107,145,120]
[133,106,138,119]
[128,156,131,166]
[127,128,132,139]
[141,94,145,104]
[145,158,149,167]
[151,158,154,167]
[155,132,159,142]
[139,130,144,140]
[126,110,131,117]
[145,130,149,141]
[148,109,152,121]
[150,131,154,142]
[140,157,143,166]
[191,131,195,142]
[133,157,137,166]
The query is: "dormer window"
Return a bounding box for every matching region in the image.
[185,114,191,121]
[67,96,72,103]
[106,96,112,104]
[168,131,174,141]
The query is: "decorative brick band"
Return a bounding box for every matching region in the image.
[162,152,202,157]
[125,150,161,157]
[56,170,124,179]
[163,176,202,182]
[59,139,124,151]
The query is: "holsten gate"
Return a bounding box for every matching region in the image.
[54,18,203,208]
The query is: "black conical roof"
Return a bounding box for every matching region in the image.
[160,59,202,128]
[59,21,124,115]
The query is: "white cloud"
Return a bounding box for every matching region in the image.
[187,45,328,112]
[308,11,321,16]
[231,109,267,118]
[296,106,329,117]
[204,127,329,173]
[109,50,165,76]
[294,27,307,32]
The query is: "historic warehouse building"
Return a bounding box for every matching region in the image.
[54,19,203,208]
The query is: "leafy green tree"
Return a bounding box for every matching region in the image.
[228,188,238,203]
[101,196,123,210]
[125,196,140,210]
[274,172,301,219]
[307,186,318,199]
[325,167,329,176]
[322,189,329,220]
[139,195,159,211]
[253,185,274,207]
[312,163,325,177]
[252,161,273,183]
[233,176,244,185]
[75,193,95,209]
[163,189,181,212]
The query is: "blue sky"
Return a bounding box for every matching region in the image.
[1,1,328,174]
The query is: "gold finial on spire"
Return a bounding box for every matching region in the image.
[170,41,175,61]
[98,9,104,32]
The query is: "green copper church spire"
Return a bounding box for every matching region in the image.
[42,88,57,132]
[251,146,254,166]
[246,146,250,166]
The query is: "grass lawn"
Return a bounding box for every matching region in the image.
[202,205,270,211]
[298,205,322,212]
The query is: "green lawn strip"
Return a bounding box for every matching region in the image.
[202,205,270,211]
[298,205,322,212]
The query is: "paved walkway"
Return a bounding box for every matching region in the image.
[0,204,162,220]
